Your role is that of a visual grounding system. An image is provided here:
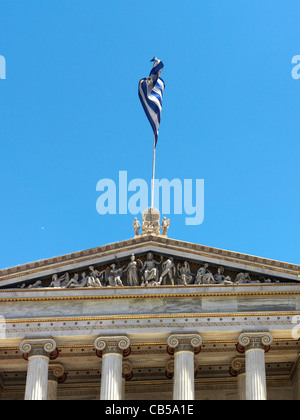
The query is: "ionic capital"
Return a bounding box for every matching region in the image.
[19,338,57,359]
[48,362,66,382]
[229,357,245,377]
[94,336,130,356]
[165,359,175,375]
[167,334,202,354]
[122,360,133,381]
[238,332,273,352]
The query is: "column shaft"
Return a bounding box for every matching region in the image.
[25,355,49,400]
[95,335,130,401]
[245,347,267,400]
[100,352,123,400]
[173,350,195,400]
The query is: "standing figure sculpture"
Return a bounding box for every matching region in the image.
[161,217,170,236]
[195,264,215,285]
[133,218,141,236]
[124,254,143,286]
[159,257,176,285]
[142,253,163,286]
[177,261,194,285]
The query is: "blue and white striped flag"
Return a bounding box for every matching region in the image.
[138,58,165,147]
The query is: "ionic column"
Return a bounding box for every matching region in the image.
[291,354,300,400]
[229,357,246,400]
[167,334,202,400]
[20,338,57,400]
[47,363,66,400]
[94,336,130,400]
[238,332,273,400]
[122,360,133,400]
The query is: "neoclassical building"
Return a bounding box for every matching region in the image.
[0,209,300,400]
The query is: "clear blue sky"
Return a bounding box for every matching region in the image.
[0,1,299,269]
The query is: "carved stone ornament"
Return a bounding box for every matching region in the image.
[141,207,160,235]
[167,334,202,353]
[12,253,281,290]
[238,332,273,352]
[48,362,66,383]
[20,338,57,359]
[229,357,245,377]
[94,336,131,356]
[122,360,133,381]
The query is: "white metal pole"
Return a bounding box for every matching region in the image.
[151,134,156,209]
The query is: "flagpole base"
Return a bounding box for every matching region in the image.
[141,207,161,236]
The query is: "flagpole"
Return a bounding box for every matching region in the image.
[151,134,156,209]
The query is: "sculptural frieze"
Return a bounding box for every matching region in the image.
[13,255,284,290]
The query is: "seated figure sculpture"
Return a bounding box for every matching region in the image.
[105,264,125,287]
[142,253,163,286]
[214,266,233,285]
[86,266,104,287]
[195,264,215,285]
[177,261,194,285]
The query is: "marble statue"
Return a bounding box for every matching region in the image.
[214,266,233,285]
[86,266,105,287]
[66,272,88,288]
[142,252,163,285]
[195,264,215,285]
[12,253,280,290]
[18,280,42,289]
[124,254,142,287]
[49,273,70,288]
[177,261,194,285]
[132,218,141,236]
[159,257,176,286]
[105,264,125,287]
[161,217,170,236]
[235,272,252,284]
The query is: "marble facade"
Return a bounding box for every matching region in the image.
[0,234,300,400]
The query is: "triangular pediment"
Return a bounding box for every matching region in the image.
[0,235,299,290]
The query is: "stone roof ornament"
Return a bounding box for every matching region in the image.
[133,207,170,237]
[141,207,160,236]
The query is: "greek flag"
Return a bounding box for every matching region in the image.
[138,58,165,147]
